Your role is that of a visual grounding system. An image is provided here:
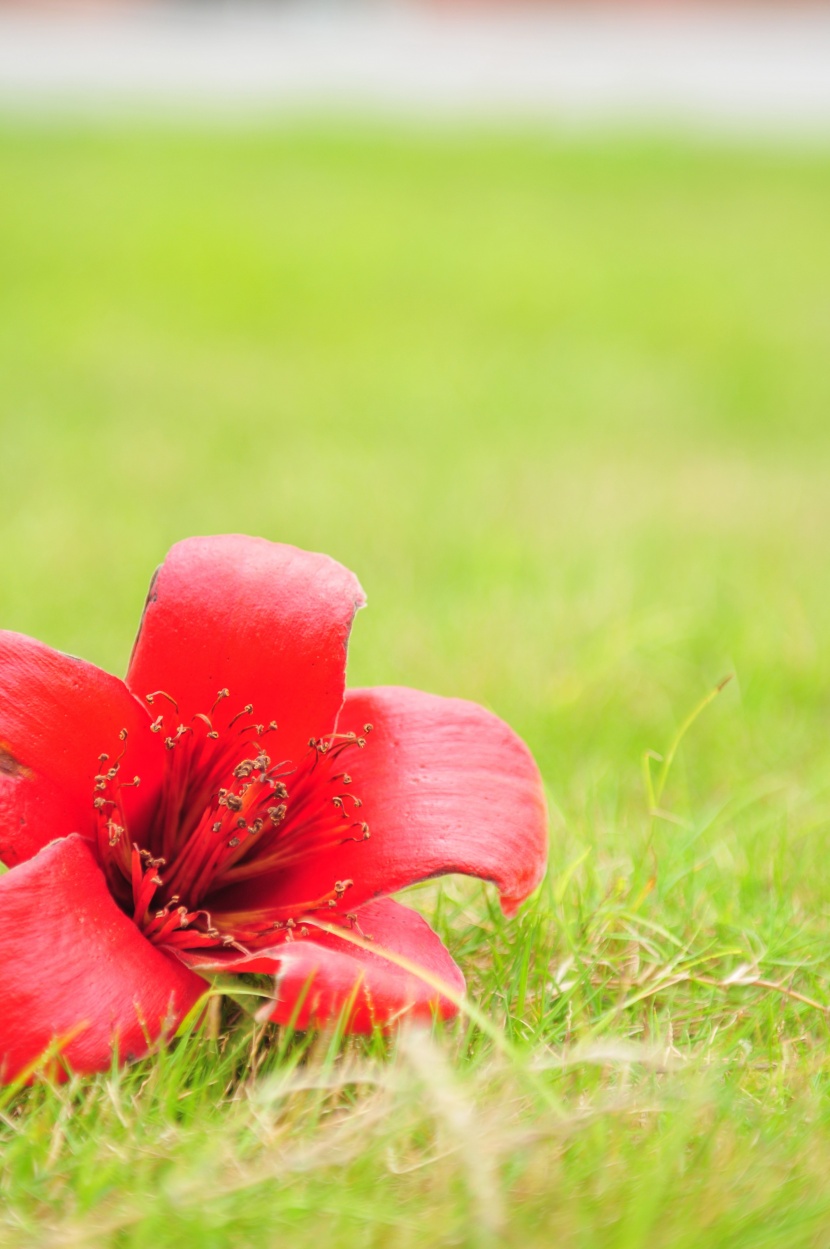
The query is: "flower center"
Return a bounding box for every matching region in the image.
[92,691,371,957]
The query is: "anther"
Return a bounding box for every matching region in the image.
[228,704,254,729]
[345,913,373,940]
[146,691,180,713]
[341,822,370,843]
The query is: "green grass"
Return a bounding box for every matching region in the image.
[2,120,830,1247]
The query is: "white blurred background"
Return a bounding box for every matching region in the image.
[1,1,830,135]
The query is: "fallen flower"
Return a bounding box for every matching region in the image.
[0,536,548,1080]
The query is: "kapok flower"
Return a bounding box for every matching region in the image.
[0,537,548,1081]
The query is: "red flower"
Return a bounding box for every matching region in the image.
[0,537,547,1081]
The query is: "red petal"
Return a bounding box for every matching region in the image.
[233,686,548,919]
[0,631,162,868]
[182,898,465,1033]
[126,536,366,767]
[0,835,206,1082]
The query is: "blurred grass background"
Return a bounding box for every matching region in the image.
[3,121,830,1246]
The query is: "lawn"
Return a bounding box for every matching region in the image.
[2,120,830,1247]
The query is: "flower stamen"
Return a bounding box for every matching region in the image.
[92,696,374,955]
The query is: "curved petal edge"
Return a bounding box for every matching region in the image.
[0,631,161,868]
[127,536,366,766]
[182,898,465,1034]
[0,835,206,1083]
[235,685,549,919]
